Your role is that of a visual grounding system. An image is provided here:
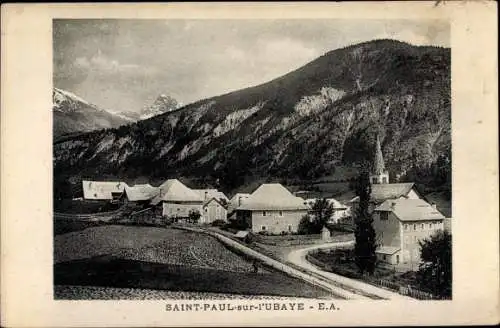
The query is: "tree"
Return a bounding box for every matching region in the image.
[298,214,314,234]
[310,198,334,233]
[188,210,201,224]
[417,230,452,298]
[353,164,377,275]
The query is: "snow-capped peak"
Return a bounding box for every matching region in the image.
[140,94,180,120]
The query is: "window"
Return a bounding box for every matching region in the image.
[382,177,388,183]
[262,211,267,216]
[428,223,431,229]
[288,225,292,231]
[421,224,424,229]
[279,211,283,216]
[261,225,267,231]
[380,212,389,221]
[413,224,416,230]
[383,255,387,261]
[404,224,408,230]
[372,178,378,184]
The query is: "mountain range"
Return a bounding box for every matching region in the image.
[53,39,451,199]
[53,88,133,139]
[53,88,180,139]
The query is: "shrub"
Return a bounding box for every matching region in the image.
[298,214,315,234]
[211,219,226,227]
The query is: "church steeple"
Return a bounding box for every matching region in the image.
[370,134,389,184]
[373,134,385,175]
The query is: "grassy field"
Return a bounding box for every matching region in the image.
[54,225,334,299]
[54,285,312,300]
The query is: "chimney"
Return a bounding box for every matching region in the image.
[238,196,242,206]
[391,201,396,209]
[205,191,208,200]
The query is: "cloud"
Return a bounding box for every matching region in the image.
[74,50,141,74]
[259,37,319,65]
[375,30,434,46]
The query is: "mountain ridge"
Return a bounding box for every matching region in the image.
[53,88,133,138]
[54,39,451,197]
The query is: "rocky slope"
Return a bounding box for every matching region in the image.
[54,39,451,195]
[53,88,132,139]
[140,94,180,120]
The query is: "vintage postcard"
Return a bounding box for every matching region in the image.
[1,2,498,327]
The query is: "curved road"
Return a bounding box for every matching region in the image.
[286,242,415,300]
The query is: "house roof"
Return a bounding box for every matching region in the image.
[157,179,203,202]
[304,198,348,210]
[203,197,226,207]
[375,198,445,222]
[194,189,229,201]
[237,183,309,211]
[349,183,417,204]
[234,231,250,238]
[124,184,159,201]
[229,193,251,207]
[376,246,401,255]
[82,180,127,200]
[230,193,251,202]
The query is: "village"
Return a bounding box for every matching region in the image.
[55,135,452,300]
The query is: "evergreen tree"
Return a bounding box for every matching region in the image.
[310,198,334,232]
[417,230,452,298]
[353,164,377,275]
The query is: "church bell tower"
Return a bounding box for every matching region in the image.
[370,134,389,184]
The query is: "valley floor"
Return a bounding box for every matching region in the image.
[53,224,334,300]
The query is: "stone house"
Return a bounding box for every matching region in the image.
[150,179,203,221]
[202,197,228,224]
[82,180,127,201]
[235,183,309,234]
[373,198,445,267]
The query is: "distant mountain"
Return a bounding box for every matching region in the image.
[54,39,451,196]
[139,94,180,120]
[53,88,133,139]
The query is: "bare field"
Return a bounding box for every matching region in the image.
[54,225,334,299]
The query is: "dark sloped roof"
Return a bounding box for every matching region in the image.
[237,183,309,211]
[371,183,416,202]
[375,198,445,222]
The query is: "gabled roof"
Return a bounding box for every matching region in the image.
[237,183,309,211]
[82,180,127,200]
[374,198,445,222]
[230,193,251,202]
[194,189,229,201]
[234,231,250,238]
[371,183,416,202]
[157,179,203,202]
[376,246,400,255]
[203,197,226,207]
[349,183,417,204]
[124,184,159,201]
[229,193,251,207]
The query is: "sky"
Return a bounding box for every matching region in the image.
[53,19,450,113]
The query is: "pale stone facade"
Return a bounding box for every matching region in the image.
[244,209,307,234]
[373,200,445,267]
[202,199,228,224]
[163,202,203,218]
